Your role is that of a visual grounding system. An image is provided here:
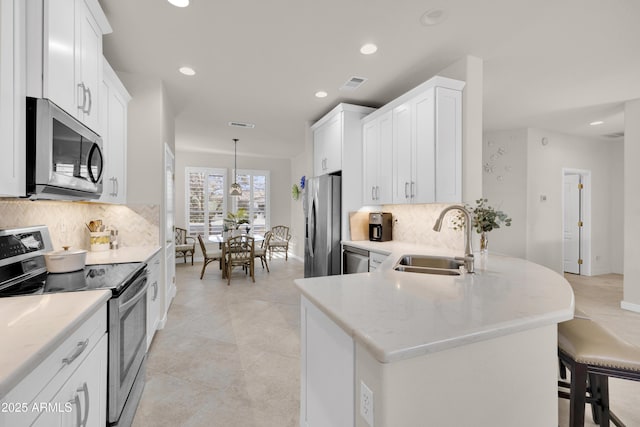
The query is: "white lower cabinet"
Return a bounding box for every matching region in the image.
[0,305,107,427]
[32,334,107,427]
[300,296,354,427]
[146,250,162,350]
[368,251,389,272]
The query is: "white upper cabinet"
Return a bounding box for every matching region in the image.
[0,0,26,197]
[362,110,393,205]
[313,112,342,175]
[99,58,131,204]
[26,0,111,134]
[364,76,464,205]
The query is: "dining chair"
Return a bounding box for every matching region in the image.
[197,234,223,280]
[254,231,272,272]
[268,225,291,260]
[175,227,196,265]
[225,235,255,285]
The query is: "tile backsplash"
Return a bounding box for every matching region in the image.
[0,199,159,250]
[381,203,466,252]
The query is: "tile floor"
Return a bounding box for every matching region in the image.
[132,260,640,427]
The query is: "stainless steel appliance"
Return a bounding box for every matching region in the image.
[304,175,341,278]
[369,212,392,242]
[0,226,147,427]
[26,97,104,200]
[342,245,369,274]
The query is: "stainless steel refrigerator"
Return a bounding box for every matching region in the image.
[304,175,341,277]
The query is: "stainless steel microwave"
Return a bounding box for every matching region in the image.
[26,97,103,200]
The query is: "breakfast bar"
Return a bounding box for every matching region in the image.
[295,248,574,427]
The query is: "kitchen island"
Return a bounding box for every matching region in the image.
[295,247,574,427]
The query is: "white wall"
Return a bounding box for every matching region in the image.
[623,99,640,310]
[175,150,291,236]
[482,129,528,258]
[610,141,624,274]
[525,128,617,274]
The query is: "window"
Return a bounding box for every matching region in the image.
[185,167,227,237]
[232,169,270,234]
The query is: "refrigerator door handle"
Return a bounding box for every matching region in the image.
[308,199,316,258]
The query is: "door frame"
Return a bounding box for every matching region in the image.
[561,168,591,276]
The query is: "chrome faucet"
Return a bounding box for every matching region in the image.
[433,205,474,273]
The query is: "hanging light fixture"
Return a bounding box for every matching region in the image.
[229,138,242,196]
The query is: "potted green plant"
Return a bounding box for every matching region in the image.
[226,208,249,235]
[453,198,512,253]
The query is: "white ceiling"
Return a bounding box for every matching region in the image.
[99,0,640,159]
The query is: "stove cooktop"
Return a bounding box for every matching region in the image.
[0,262,146,298]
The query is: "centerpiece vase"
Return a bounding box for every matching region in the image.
[480,232,489,254]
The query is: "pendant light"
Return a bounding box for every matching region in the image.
[229,138,242,196]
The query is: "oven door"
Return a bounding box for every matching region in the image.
[108,272,148,423]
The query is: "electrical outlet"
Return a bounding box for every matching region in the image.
[360,381,374,427]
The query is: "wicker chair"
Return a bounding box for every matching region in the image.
[175,227,196,265]
[225,235,255,285]
[268,225,291,260]
[197,234,223,280]
[254,231,272,272]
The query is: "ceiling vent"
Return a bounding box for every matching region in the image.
[340,76,368,91]
[228,121,255,129]
[602,131,624,138]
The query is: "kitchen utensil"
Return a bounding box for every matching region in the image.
[90,231,111,252]
[44,247,87,273]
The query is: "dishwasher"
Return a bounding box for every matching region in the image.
[342,245,369,274]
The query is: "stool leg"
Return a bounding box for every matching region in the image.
[570,363,588,427]
[596,375,611,427]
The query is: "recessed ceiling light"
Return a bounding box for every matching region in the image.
[168,0,189,7]
[589,120,604,126]
[360,43,378,55]
[315,91,328,98]
[179,66,196,76]
[420,8,448,26]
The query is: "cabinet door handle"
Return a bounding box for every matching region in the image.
[62,339,89,366]
[376,186,380,200]
[404,182,409,199]
[115,177,119,197]
[77,83,87,111]
[84,86,92,115]
[411,181,415,198]
[77,382,90,427]
[69,394,82,427]
[371,186,375,201]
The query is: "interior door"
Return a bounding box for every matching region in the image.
[563,174,581,274]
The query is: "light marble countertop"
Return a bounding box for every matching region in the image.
[86,245,161,265]
[0,290,111,398]
[296,243,574,363]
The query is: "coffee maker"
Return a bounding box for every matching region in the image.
[369,212,392,242]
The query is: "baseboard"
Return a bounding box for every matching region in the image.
[621,300,640,313]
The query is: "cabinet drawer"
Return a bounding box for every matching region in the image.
[0,305,106,426]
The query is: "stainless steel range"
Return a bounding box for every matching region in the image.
[0,226,148,427]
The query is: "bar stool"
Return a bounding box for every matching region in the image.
[558,317,640,426]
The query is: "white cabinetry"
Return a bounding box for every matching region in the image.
[146,250,162,350]
[26,0,111,133]
[301,296,354,427]
[368,251,388,272]
[362,76,464,205]
[362,110,393,205]
[99,58,131,204]
[311,103,375,240]
[313,112,342,175]
[393,85,463,204]
[0,305,107,427]
[0,0,25,197]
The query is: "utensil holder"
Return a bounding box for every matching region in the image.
[90,231,111,252]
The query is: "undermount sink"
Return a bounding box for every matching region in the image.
[393,255,464,276]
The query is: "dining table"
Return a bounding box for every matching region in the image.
[208,233,265,278]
